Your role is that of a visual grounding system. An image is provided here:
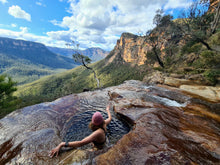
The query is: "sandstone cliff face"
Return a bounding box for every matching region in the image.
[116,33,148,65]
[106,33,150,66]
[106,0,218,67]
[106,32,171,67]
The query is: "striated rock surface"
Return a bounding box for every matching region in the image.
[143,71,210,87]
[143,71,220,103]
[0,89,130,165]
[180,85,220,103]
[94,81,220,165]
[1,80,220,164]
[143,70,165,85]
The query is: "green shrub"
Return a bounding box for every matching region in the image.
[153,67,164,71]
[0,75,20,118]
[209,31,220,46]
[164,56,172,66]
[200,50,220,68]
[146,50,157,64]
[192,50,220,69]
[181,40,198,54]
[182,42,202,55]
[203,69,220,85]
[190,43,202,54]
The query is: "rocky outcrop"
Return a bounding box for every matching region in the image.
[143,71,220,102]
[94,81,220,164]
[180,85,220,103]
[105,1,218,67]
[106,33,149,65]
[95,101,220,164]
[143,70,165,85]
[1,80,220,164]
[143,71,208,87]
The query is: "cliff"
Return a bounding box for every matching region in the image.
[106,33,149,66]
[106,31,174,67]
[106,0,219,67]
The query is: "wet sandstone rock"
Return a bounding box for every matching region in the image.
[0,80,220,164]
[0,89,130,164]
[94,82,220,165]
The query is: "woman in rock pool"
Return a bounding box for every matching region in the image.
[49,104,112,158]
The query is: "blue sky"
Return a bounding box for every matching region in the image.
[0,0,194,50]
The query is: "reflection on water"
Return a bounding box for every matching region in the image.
[63,110,130,145]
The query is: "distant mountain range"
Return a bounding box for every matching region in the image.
[0,37,108,84]
[47,46,109,62]
[0,37,77,69]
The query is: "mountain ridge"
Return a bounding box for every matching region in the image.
[0,37,78,84]
[0,37,77,69]
[47,46,109,62]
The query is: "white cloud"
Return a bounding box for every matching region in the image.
[20,27,29,33]
[164,0,192,10]
[50,0,165,50]
[0,28,67,48]
[8,5,31,21]
[2,0,195,51]
[0,0,8,4]
[47,30,76,42]
[36,1,46,7]
[11,23,17,28]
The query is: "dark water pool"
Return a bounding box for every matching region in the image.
[62,110,130,145]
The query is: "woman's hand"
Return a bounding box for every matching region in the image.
[106,104,110,111]
[49,146,59,158]
[49,143,63,158]
[105,103,112,125]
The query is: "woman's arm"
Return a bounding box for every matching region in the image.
[49,131,99,158]
[105,104,112,125]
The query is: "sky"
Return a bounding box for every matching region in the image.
[0,0,194,51]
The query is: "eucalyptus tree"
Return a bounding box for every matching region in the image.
[68,41,101,88]
[176,0,214,50]
[146,10,175,68]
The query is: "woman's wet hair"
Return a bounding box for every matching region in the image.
[89,121,105,131]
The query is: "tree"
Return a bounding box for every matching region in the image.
[69,41,101,88]
[153,9,164,26]
[176,1,214,50]
[0,75,17,109]
[147,32,165,68]
[146,10,175,68]
[210,1,220,33]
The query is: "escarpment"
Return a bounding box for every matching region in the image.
[106,33,149,66]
